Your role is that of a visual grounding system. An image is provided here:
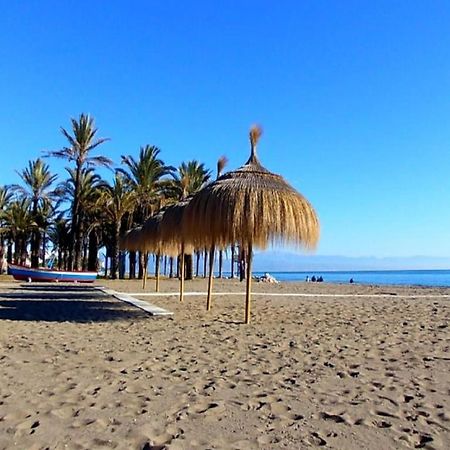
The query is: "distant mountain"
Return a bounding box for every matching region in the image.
[252,250,450,272]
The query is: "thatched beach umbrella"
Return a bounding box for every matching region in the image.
[159,199,193,302]
[204,156,228,311]
[141,210,166,292]
[119,226,150,288]
[119,226,144,253]
[184,126,319,323]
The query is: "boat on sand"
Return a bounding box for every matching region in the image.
[8,264,97,283]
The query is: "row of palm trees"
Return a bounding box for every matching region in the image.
[0,113,225,279]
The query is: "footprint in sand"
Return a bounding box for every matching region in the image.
[189,401,225,415]
[374,419,392,428]
[415,433,434,448]
[319,411,347,424]
[305,432,327,446]
[16,418,40,431]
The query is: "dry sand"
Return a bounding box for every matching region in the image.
[0,277,449,449]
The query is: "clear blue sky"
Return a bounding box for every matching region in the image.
[1,1,449,258]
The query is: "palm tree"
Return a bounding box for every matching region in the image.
[120,145,174,278]
[48,217,71,270]
[0,186,13,212]
[58,167,105,270]
[46,113,111,270]
[168,160,211,201]
[0,186,13,243]
[0,186,13,267]
[2,199,34,265]
[36,200,59,267]
[12,158,57,267]
[99,173,135,279]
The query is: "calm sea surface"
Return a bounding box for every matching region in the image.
[251,270,450,287]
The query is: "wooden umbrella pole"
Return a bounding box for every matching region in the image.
[155,253,160,292]
[142,252,148,290]
[206,245,215,311]
[245,242,253,324]
[179,244,185,302]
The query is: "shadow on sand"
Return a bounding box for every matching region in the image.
[0,285,147,323]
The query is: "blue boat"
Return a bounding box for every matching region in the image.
[8,264,97,283]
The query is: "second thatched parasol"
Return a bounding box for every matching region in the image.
[159,199,194,302]
[183,126,320,323]
[119,226,144,253]
[141,210,166,292]
[119,226,149,288]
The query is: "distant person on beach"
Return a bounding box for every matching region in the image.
[311,275,316,282]
[318,276,323,282]
[259,273,279,283]
[305,275,310,282]
[349,278,354,284]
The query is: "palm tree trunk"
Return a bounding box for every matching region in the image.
[169,257,174,278]
[230,245,235,278]
[104,253,109,278]
[68,164,82,271]
[30,200,39,268]
[119,252,126,279]
[138,251,144,279]
[239,247,246,281]
[14,238,20,264]
[218,249,223,278]
[30,231,38,267]
[155,253,160,292]
[7,239,13,264]
[74,225,83,271]
[203,249,208,278]
[42,232,46,267]
[87,230,98,271]
[129,251,136,279]
[20,237,27,265]
[185,254,193,280]
[32,231,42,268]
[195,251,200,277]
[111,223,121,280]
[82,238,89,270]
[57,248,63,270]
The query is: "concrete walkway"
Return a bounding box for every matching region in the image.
[98,287,173,316]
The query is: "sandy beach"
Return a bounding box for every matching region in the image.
[0,278,449,449]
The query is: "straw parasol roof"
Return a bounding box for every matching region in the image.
[183,125,319,323]
[184,127,319,250]
[158,198,194,302]
[159,199,194,256]
[141,210,165,254]
[139,211,166,292]
[119,226,144,252]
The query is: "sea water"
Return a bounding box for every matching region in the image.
[251,270,450,287]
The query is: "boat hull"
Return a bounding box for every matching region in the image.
[8,265,97,283]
